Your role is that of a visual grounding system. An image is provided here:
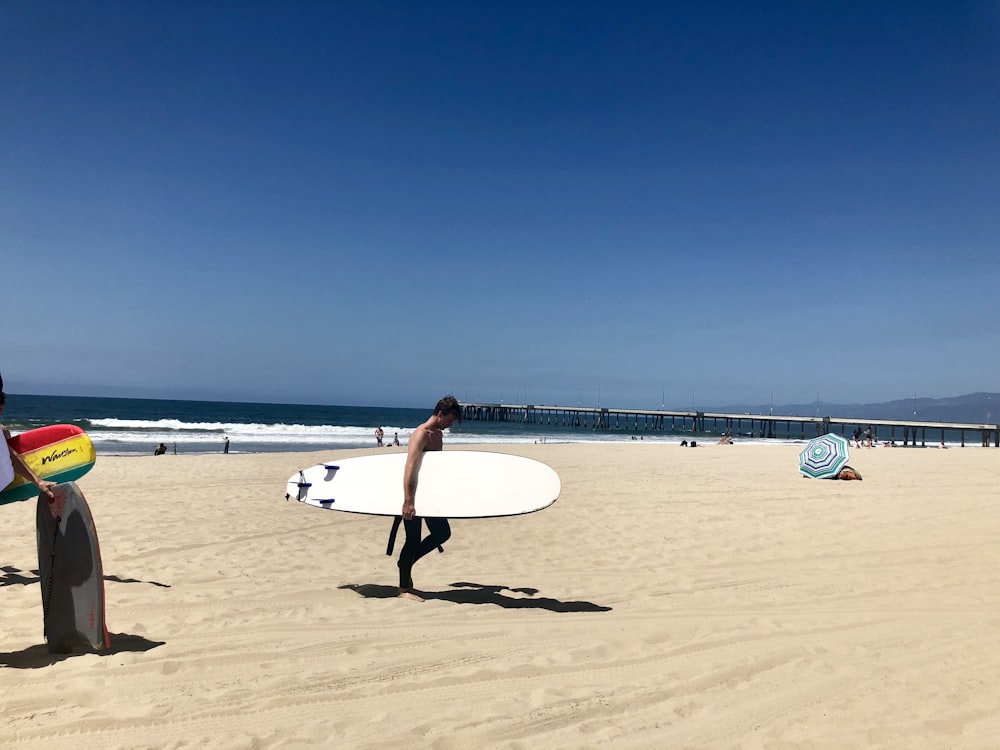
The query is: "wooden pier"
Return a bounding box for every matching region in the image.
[460,403,1000,447]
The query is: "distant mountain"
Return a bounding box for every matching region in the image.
[712,392,998,425]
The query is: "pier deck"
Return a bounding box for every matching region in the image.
[460,403,1000,447]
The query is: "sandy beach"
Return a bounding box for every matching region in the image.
[2,442,1000,749]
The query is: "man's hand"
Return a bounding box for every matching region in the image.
[402,499,415,520]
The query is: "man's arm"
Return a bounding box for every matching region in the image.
[3,427,56,499]
[401,427,429,520]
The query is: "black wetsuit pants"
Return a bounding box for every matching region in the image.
[398,517,451,589]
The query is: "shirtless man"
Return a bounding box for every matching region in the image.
[397,395,462,601]
[0,375,56,501]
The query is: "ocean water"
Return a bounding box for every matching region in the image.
[0,394,783,456]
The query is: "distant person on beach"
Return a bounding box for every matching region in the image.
[0,373,55,500]
[223,436,230,454]
[395,395,462,602]
[375,426,384,448]
[864,427,873,448]
[392,432,400,447]
[853,427,862,448]
[154,443,167,456]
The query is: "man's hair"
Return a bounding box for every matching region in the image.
[434,395,462,422]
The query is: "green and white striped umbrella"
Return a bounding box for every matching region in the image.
[799,433,850,479]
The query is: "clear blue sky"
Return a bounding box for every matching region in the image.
[3,1,998,409]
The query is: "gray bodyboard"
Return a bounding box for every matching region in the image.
[36,481,110,653]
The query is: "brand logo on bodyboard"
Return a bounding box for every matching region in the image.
[41,446,78,465]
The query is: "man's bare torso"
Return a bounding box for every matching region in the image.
[413,420,444,451]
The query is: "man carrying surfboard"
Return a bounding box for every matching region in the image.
[397,395,462,602]
[0,375,56,501]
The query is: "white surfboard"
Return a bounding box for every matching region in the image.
[286,451,560,518]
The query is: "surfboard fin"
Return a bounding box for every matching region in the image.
[290,471,311,502]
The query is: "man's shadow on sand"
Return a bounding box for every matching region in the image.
[340,581,612,613]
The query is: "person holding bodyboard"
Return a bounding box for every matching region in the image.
[1,374,56,501]
[396,395,462,602]
[1,373,109,653]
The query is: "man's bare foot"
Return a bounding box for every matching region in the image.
[398,589,424,602]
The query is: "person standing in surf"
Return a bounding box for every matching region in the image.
[0,373,56,500]
[397,395,462,602]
